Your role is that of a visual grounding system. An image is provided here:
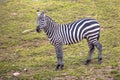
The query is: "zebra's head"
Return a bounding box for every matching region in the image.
[36,10,47,33]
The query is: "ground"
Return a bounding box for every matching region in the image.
[0,0,120,80]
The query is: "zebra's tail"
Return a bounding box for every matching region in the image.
[97,31,100,40]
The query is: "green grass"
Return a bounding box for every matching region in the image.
[0,0,120,80]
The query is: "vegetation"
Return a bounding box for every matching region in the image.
[0,0,120,79]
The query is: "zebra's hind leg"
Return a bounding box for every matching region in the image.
[94,41,102,64]
[55,44,64,70]
[85,42,95,65]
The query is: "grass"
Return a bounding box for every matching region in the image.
[0,0,120,80]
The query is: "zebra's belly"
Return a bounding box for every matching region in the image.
[62,34,82,45]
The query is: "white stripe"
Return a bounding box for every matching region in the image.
[63,25,68,44]
[77,20,97,41]
[73,19,85,42]
[69,22,77,43]
[83,28,100,38]
[90,39,97,44]
[80,23,99,40]
[86,32,99,38]
[88,35,98,40]
[60,25,64,44]
[66,25,71,44]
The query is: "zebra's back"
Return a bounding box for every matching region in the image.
[59,18,100,45]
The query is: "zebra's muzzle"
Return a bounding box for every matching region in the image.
[36,27,41,33]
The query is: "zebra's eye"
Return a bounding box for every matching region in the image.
[40,18,45,22]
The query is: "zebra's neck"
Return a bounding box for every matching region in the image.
[43,16,59,38]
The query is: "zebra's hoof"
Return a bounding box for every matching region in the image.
[55,64,64,70]
[85,60,91,65]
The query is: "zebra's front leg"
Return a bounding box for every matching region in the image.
[85,43,95,65]
[55,45,64,70]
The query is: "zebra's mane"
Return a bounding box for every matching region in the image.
[46,16,57,24]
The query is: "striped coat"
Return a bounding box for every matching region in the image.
[44,17,100,45]
[36,11,102,70]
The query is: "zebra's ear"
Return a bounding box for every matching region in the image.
[37,10,41,16]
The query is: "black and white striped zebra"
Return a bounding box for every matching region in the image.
[36,10,102,70]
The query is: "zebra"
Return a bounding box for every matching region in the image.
[36,10,102,70]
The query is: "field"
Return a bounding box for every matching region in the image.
[0,0,120,80]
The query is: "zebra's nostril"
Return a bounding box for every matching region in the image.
[36,28,40,33]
